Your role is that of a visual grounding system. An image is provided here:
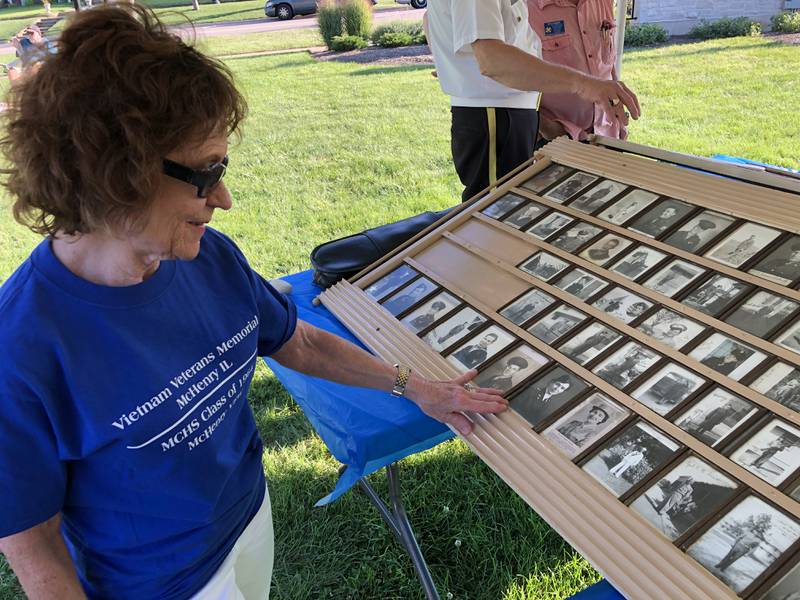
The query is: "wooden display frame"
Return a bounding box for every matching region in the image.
[319,138,800,600]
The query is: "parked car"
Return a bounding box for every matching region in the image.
[264,0,426,21]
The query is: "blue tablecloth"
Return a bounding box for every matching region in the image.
[264,270,454,506]
[266,270,624,599]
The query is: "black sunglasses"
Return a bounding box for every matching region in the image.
[162,155,229,198]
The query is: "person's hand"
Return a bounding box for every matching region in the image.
[577,76,641,128]
[405,369,507,435]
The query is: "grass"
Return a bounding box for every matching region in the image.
[196,28,323,55]
[1,35,799,599]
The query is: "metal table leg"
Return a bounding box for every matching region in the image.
[356,463,441,600]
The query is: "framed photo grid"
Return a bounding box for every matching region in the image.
[326,138,800,600]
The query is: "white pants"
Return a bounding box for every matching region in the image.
[191,486,274,600]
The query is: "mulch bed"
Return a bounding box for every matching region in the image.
[313,44,433,65]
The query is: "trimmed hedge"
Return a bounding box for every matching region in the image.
[370,20,424,45]
[376,31,413,48]
[771,12,800,34]
[688,17,761,40]
[624,23,669,47]
[331,34,368,52]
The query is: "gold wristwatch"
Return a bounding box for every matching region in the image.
[391,364,411,397]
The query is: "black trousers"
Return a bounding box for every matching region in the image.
[451,106,539,203]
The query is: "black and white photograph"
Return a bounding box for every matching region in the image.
[725,291,799,337]
[688,333,768,381]
[525,211,574,240]
[762,561,800,600]
[632,363,706,415]
[682,275,750,317]
[447,326,515,372]
[751,362,800,413]
[365,264,417,301]
[542,171,599,203]
[774,321,800,356]
[730,419,800,486]
[591,287,653,324]
[521,163,573,194]
[499,288,556,326]
[558,322,622,365]
[502,201,548,230]
[686,495,800,594]
[528,306,588,344]
[421,307,487,352]
[705,222,782,268]
[543,393,630,458]
[608,246,667,281]
[593,342,661,389]
[509,367,590,428]
[597,189,660,225]
[629,199,695,238]
[549,222,603,253]
[519,252,571,282]
[642,259,706,298]
[399,291,460,334]
[630,456,739,541]
[674,388,758,447]
[636,308,706,350]
[553,269,608,301]
[474,345,549,393]
[481,192,528,219]
[578,234,632,266]
[381,277,438,316]
[749,235,800,286]
[566,179,627,213]
[582,421,680,497]
[664,210,735,253]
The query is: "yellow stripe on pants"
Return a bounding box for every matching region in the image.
[487,107,497,186]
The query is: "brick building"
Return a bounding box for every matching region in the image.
[631,0,788,35]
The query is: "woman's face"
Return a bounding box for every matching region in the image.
[131,132,232,262]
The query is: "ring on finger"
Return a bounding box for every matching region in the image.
[463,382,476,392]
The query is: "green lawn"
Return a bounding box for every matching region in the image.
[197,28,323,55]
[1,36,799,600]
[0,3,62,41]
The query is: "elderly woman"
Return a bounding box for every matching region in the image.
[0,6,507,599]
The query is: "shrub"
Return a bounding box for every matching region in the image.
[376,31,414,48]
[771,12,800,34]
[330,34,369,52]
[370,20,424,44]
[318,0,344,49]
[342,0,373,38]
[688,17,761,40]
[624,23,669,47]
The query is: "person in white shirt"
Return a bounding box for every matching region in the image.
[425,0,639,202]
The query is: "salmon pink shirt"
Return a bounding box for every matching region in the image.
[528,0,626,140]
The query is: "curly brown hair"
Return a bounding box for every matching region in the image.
[1,4,248,237]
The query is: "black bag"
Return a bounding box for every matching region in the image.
[310,208,453,289]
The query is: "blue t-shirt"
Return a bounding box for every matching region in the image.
[0,228,297,599]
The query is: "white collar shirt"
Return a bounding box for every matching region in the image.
[427,0,543,109]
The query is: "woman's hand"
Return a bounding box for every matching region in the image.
[405,369,508,436]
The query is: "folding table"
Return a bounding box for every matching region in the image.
[264,270,623,600]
